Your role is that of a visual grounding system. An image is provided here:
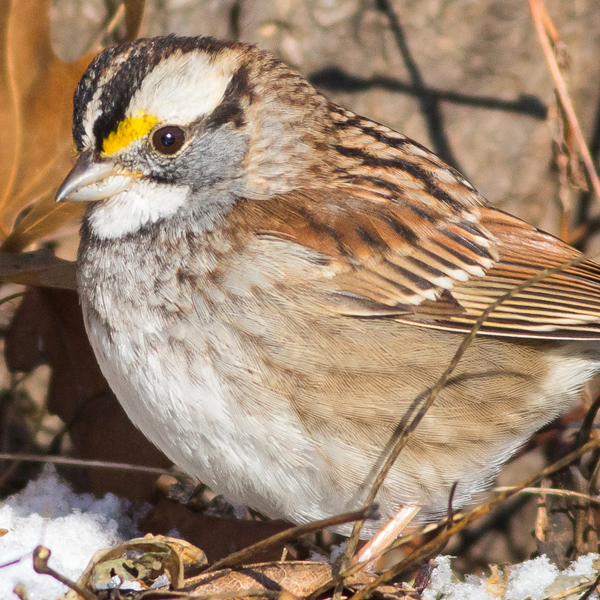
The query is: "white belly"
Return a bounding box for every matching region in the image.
[83,307,339,525]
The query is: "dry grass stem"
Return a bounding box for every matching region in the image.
[85,3,126,55]
[574,572,600,600]
[345,437,600,600]
[543,579,598,600]
[493,486,600,504]
[529,0,600,203]
[308,437,600,600]
[204,506,377,574]
[0,453,172,476]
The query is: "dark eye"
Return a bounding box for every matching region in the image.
[152,126,185,155]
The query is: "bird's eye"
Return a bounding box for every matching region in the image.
[152,126,185,155]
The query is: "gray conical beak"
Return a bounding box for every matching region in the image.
[56,152,136,202]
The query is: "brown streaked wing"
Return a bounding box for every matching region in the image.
[235,186,498,313]
[239,192,600,340]
[404,208,600,339]
[326,106,600,339]
[329,103,484,211]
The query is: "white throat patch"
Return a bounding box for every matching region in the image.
[88,180,188,239]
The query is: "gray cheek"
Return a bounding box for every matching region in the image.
[179,125,249,194]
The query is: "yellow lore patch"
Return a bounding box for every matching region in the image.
[102,113,158,154]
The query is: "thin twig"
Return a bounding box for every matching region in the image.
[84,3,126,54]
[493,486,600,505]
[308,437,600,600]
[542,579,597,600]
[576,391,600,447]
[577,571,600,600]
[203,505,378,574]
[33,546,98,600]
[446,481,459,530]
[0,453,171,476]
[529,0,600,202]
[0,291,25,306]
[104,3,126,39]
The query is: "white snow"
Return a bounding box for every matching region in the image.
[422,556,496,600]
[424,553,600,600]
[504,556,559,600]
[0,465,145,600]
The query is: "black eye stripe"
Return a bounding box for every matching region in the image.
[152,126,186,155]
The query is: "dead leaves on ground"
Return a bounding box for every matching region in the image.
[57,535,421,600]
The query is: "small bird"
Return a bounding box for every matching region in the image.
[57,35,600,561]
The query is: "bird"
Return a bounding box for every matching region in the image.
[56,34,600,563]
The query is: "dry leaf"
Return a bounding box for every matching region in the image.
[0,0,146,252]
[178,560,420,599]
[63,536,419,600]
[0,0,91,249]
[186,561,336,597]
[62,536,206,598]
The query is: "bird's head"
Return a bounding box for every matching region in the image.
[57,35,337,239]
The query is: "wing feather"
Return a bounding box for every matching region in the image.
[229,104,600,340]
